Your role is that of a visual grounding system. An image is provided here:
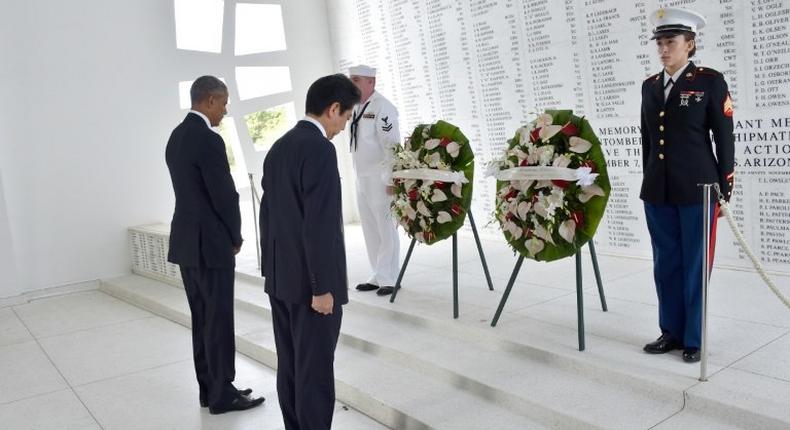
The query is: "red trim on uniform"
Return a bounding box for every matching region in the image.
[708,204,721,276]
[726,172,735,179]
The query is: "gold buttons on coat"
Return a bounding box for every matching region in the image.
[659,111,665,117]
[659,154,665,160]
[659,125,665,131]
[659,139,665,146]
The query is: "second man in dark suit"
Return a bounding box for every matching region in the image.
[166,76,264,413]
[260,74,360,429]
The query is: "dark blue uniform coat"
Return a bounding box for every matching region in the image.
[640,62,735,349]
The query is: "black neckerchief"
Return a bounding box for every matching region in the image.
[349,101,370,152]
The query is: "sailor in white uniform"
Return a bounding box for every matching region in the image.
[348,65,401,296]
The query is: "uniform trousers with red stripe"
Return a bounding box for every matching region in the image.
[644,202,719,349]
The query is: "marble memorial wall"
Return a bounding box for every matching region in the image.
[328,0,790,273]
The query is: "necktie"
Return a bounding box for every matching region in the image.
[664,78,674,101]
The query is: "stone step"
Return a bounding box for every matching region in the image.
[102,273,790,429]
[100,275,548,429]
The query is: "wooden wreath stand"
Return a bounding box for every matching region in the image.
[490,240,608,351]
[389,210,494,319]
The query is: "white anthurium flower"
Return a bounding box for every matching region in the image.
[537,145,555,166]
[424,138,441,150]
[508,199,520,216]
[535,113,554,128]
[446,141,460,158]
[580,184,605,203]
[404,204,417,220]
[505,220,522,240]
[525,237,545,257]
[536,180,553,190]
[539,125,563,142]
[558,219,577,243]
[517,201,532,220]
[533,201,549,219]
[421,127,430,139]
[451,183,463,198]
[431,188,448,202]
[424,152,442,167]
[419,217,428,230]
[533,223,555,245]
[569,136,592,153]
[437,211,452,224]
[416,200,432,217]
[552,154,572,168]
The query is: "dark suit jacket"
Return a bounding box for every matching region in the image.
[166,112,242,268]
[640,62,735,205]
[260,120,349,305]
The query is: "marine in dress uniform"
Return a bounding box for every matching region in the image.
[348,65,402,296]
[640,8,735,363]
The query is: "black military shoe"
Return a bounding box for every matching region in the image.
[643,334,682,354]
[376,286,395,296]
[683,348,701,363]
[356,283,379,291]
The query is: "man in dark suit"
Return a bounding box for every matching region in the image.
[640,9,735,363]
[166,75,264,413]
[260,74,360,429]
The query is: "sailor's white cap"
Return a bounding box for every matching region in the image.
[348,64,376,77]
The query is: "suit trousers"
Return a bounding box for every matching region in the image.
[180,265,238,408]
[644,202,718,349]
[270,295,343,430]
[356,175,400,286]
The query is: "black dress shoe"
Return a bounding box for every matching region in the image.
[200,388,253,407]
[209,395,265,414]
[683,348,701,363]
[356,283,379,291]
[376,286,395,296]
[643,334,682,354]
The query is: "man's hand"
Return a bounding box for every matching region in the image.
[312,292,334,315]
[233,246,241,255]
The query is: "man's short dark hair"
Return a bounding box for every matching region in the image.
[190,76,228,105]
[305,74,361,116]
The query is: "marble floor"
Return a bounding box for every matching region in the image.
[0,290,384,430]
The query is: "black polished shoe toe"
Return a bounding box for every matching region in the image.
[376,286,395,296]
[209,395,265,415]
[201,388,253,407]
[643,334,682,354]
[683,348,701,363]
[356,283,379,291]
